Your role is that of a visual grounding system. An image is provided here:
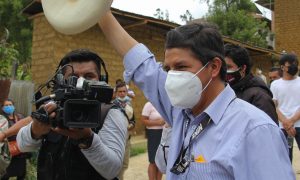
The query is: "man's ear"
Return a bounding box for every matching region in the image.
[241,65,247,76]
[210,57,222,78]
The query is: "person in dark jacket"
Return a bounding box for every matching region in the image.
[224,44,278,125]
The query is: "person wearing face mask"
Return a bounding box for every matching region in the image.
[270,53,300,163]
[0,99,30,180]
[112,81,135,180]
[99,10,295,179]
[224,44,278,125]
[115,78,135,100]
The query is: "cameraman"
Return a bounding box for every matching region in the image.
[17,49,128,180]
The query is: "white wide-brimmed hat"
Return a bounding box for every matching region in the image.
[41,0,113,35]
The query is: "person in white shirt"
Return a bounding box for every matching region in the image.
[270,53,300,162]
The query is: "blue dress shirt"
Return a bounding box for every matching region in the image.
[124,44,295,180]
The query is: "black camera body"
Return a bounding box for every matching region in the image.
[32,75,113,128]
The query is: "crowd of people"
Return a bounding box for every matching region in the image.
[0,7,300,180]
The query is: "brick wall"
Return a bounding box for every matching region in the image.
[275,0,300,56]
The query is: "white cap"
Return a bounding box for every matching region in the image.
[41,0,113,35]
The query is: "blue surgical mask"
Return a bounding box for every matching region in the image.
[3,105,15,115]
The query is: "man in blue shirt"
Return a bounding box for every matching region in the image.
[99,11,295,180]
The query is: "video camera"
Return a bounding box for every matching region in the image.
[32,64,113,128]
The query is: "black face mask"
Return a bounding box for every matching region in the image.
[226,69,242,86]
[287,64,298,76]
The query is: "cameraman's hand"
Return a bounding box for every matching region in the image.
[52,127,93,140]
[31,102,57,139]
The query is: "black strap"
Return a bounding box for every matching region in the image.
[162,145,170,165]
[93,103,115,133]
[174,113,212,167]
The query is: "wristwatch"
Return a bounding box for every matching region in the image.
[78,133,94,149]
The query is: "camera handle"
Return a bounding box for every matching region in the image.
[31,107,50,124]
[31,105,64,128]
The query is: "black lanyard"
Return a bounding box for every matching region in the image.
[182,113,211,160]
[170,96,237,175]
[170,112,211,175]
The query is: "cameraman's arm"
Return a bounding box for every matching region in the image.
[17,121,43,152]
[17,103,55,152]
[0,116,32,142]
[81,109,127,179]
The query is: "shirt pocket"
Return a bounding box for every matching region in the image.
[188,162,212,180]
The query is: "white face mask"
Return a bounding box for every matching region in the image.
[164,63,212,109]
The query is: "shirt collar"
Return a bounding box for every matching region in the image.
[184,85,236,125]
[204,85,236,124]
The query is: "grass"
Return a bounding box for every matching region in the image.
[130,146,147,157]
[130,138,147,157]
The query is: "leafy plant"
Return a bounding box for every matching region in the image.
[205,0,269,47]
[0,43,19,78]
[0,43,31,80]
[0,0,32,64]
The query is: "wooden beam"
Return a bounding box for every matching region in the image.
[124,20,148,29]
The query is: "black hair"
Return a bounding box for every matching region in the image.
[1,98,15,117]
[1,98,14,107]
[115,79,125,86]
[269,67,282,76]
[165,22,226,80]
[58,49,108,82]
[279,53,298,66]
[115,82,127,92]
[224,44,252,75]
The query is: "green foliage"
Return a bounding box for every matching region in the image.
[0,43,19,78]
[0,0,32,64]
[0,43,31,80]
[205,0,268,47]
[0,0,32,80]
[25,153,38,179]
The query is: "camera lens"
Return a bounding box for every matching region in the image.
[71,110,88,122]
